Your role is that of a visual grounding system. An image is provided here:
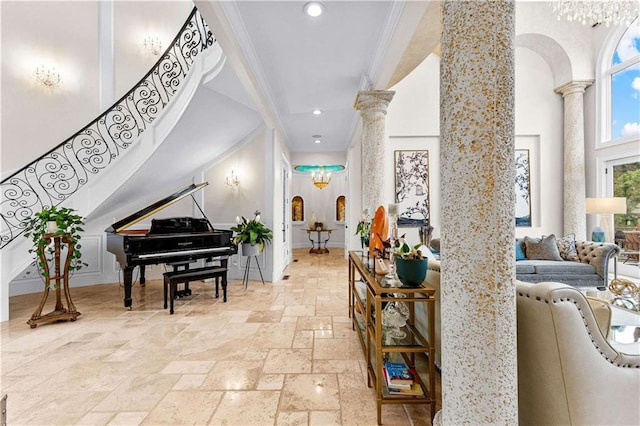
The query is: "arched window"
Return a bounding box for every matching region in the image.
[597,17,639,146]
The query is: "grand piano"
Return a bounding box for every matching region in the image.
[106,182,237,309]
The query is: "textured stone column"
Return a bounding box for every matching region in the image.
[436,1,517,424]
[354,91,394,214]
[554,81,592,241]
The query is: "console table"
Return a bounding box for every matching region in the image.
[304,229,334,254]
[348,251,436,424]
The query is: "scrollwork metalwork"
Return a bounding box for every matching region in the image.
[0,8,214,249]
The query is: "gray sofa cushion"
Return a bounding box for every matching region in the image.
[525,235,563,261]
[515,263,536,274]
[531,260,595,275]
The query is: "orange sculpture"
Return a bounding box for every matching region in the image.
[369,205,389,257]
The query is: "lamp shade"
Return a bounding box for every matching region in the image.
[585,197,627,214]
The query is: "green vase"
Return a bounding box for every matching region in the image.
[395,257,428,287]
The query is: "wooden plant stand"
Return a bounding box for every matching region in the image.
[27,233,81,328]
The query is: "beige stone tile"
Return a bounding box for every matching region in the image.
[172,374,207,390]
[200,360,262,390]
[208,391,280,425]
[282,304,316,317]
[292,330,314,348]
[313,338,363,360]
[276,411,309,425]
[10,391,109,425]
[107,411,149,426]
[141,390,223,425]
[92,375,179,411]
[160,360,215,374]
[297,316,333,330]
[249,322,297,348]
[246,310,284,323]
[76,411,115,426]
[279,374,340,411]
[256,373,285,390]
[314,329,334,338]
[310,410,341,425]
[263,348,312,374]
[313,360,362,375]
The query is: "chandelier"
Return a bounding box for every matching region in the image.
[312,170,331,189]
[552,1,639,27]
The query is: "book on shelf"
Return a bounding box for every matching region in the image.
[384,361,414,386]
[383,368,424,396]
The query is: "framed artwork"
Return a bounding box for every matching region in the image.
[515,149,531,227]
[394,150,430,227]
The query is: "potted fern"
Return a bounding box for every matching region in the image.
[22,205,86,281]
[230,210,273,256]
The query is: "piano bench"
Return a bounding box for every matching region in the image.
[163,266,228,314]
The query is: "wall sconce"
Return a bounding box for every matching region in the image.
[225,170,240,189]
[144,36,163,56]
[34,65,62,88]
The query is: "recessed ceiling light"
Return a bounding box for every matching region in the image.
[312,109,322,115]
[314,139,321,144]
[304,2,324,17]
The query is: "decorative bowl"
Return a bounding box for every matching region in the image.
[395,257,428,287]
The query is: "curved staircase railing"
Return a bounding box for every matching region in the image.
[0,8,214,250]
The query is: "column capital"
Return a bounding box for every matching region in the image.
[353,90,395,115]
[554,80,594,97]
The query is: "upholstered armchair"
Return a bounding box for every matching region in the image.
[516,281,640,425]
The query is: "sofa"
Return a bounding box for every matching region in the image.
[516,234,620,288]
[517,280,639,425]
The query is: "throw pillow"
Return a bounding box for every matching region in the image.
[524,235,563,261]
[556,233,579,261]
[515,240,526,261]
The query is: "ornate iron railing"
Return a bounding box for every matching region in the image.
[0,8,214,250]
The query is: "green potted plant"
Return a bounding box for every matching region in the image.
[230,210,273,256]
[22,205,86,281]
[393,238,429,287]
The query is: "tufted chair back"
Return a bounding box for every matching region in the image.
[517,280,640,425]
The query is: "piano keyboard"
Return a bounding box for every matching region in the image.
[136,246,234,259]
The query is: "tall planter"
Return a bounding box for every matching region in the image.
[241,242,262,257]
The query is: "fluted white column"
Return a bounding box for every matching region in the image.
[554,81,592,241]
[354,91,394,214]
[436,1,517,424]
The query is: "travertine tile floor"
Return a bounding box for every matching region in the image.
[1,248,440,425]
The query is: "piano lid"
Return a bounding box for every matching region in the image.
[106,182,209,233]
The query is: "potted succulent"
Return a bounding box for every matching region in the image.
[230,210,273,256]
[22,205,86,281]
[393,238,429,287]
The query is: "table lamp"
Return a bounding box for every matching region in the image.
[585,197,627,242]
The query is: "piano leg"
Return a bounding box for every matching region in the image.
[139,265,146,286]
[123,267,134,309]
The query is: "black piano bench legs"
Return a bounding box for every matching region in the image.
[163,266,228,314]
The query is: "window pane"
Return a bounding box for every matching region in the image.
[611,62,640,140]
[612,18,639,66]
[614,162,640,266]
[614,161,640,230]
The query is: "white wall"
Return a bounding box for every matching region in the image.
[0,1,190,177]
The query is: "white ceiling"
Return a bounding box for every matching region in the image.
[197,0,426,154]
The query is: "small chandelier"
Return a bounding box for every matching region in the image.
[312,170,331,189]
[552,1,639,27]
[34,65,62,88]
[225,170,239,189]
